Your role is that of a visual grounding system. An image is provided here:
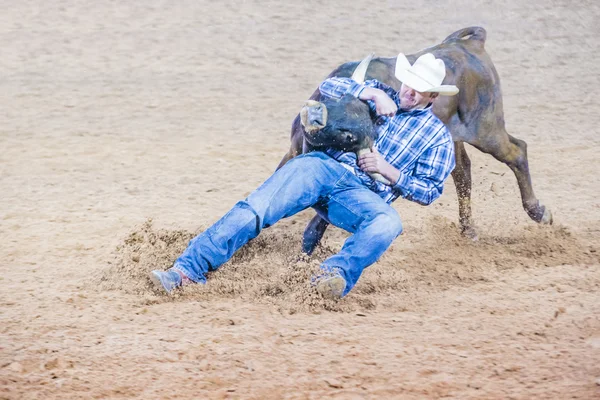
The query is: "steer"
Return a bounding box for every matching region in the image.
[281,26,553,253]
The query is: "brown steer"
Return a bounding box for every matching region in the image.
[279,26,552,253]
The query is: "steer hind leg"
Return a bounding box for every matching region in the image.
[474,130,552,225]
[451,141,478,240]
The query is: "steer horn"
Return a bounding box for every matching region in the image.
[351,54,390,186]
[356,148,391,185]
[351,53,374,84]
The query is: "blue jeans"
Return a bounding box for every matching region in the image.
[173,152,403,296]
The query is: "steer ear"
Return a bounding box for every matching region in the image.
[351,53,374,84]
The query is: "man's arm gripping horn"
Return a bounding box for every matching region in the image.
[351,53,391,186]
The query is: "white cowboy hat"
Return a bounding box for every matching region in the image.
[395,53,459,96]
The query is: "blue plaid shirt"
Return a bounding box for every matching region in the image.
[319,77,455,205]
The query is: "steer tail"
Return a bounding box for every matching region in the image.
[442,26,487,48]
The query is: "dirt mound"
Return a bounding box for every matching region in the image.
[392,216,599,293]
[93,218,598,313]
[93,219,337,313]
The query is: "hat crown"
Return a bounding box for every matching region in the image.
[394,52,458,95]
[410,53,446,86]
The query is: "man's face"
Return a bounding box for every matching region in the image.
[398,83,438,111]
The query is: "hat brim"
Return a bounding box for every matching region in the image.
[395,68,459,96]
[395,53,459,96]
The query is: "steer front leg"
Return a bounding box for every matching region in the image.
[302,214,330,255]
[277,115,305,170]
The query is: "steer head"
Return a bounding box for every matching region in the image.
[300,53,389,184]
[300,95,376,152]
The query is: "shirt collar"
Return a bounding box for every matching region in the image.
[398,103,432,116]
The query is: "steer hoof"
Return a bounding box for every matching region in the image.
[526,202,553,225]
[461,226,479,241]
[540,205,553,225]
[302,242,318,256]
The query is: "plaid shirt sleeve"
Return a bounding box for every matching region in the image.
[319,77,367,99]
[319,77,399,101]
[392,136,455,205]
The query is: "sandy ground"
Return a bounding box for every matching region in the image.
[2,0,600,398]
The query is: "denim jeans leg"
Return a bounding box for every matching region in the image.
[173,152,350,282]
[321,175,403,296]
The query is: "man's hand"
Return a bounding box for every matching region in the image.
[357,147,401,185]
[359,87,398,116]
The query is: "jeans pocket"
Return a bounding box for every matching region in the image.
[324,196,365,234]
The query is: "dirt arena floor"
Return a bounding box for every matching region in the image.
[2,0,600,398]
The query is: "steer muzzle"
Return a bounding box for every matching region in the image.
[300,100,328,134]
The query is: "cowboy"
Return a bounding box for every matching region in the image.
[150,53,458,299]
